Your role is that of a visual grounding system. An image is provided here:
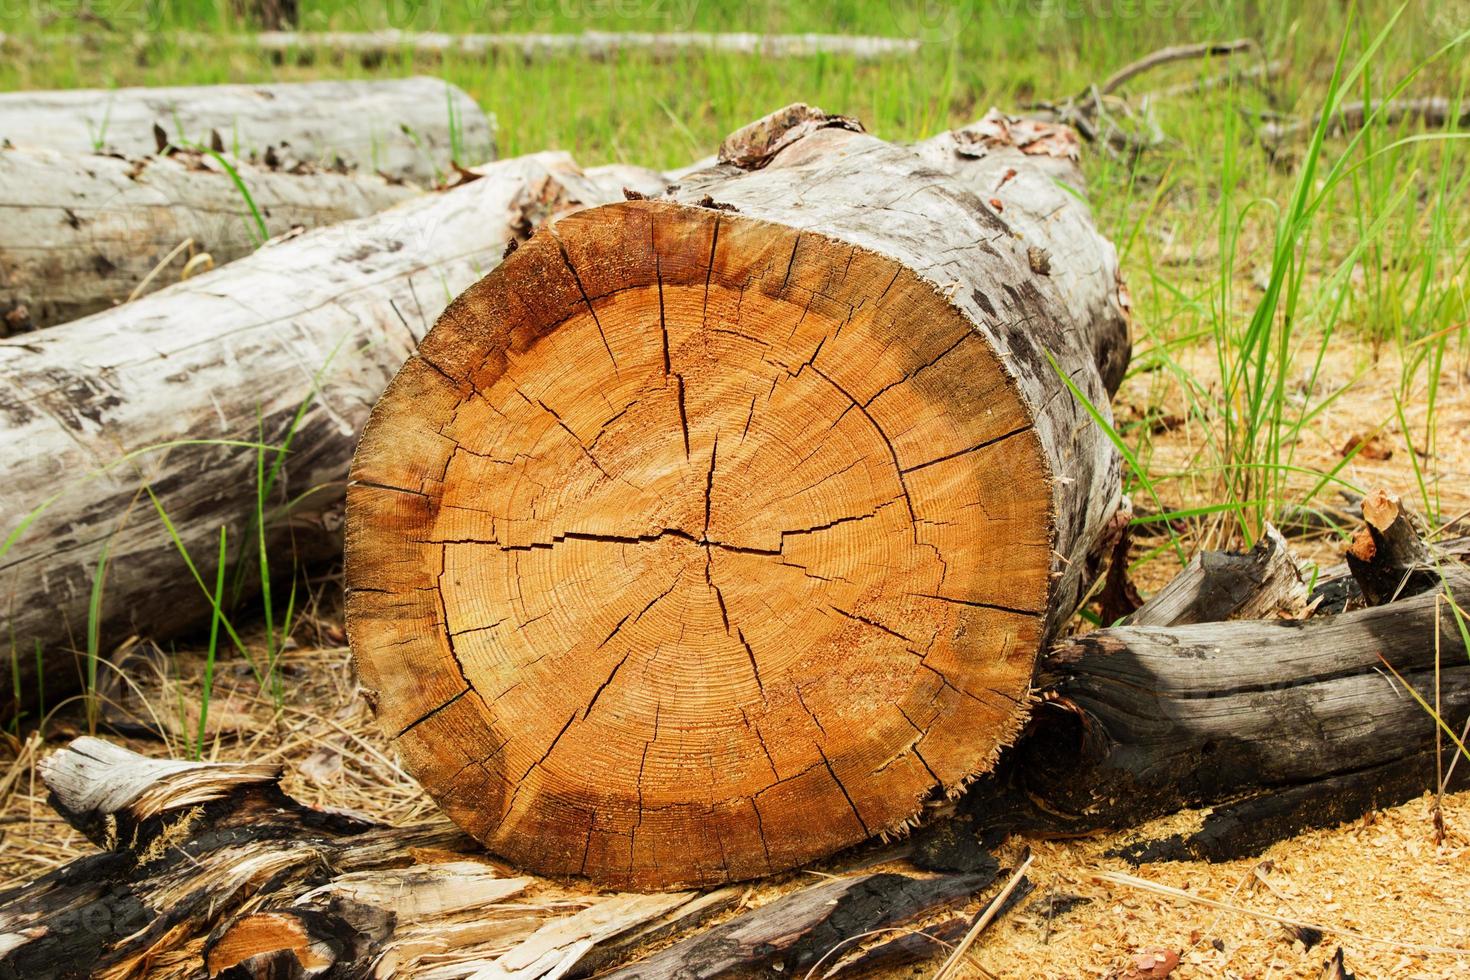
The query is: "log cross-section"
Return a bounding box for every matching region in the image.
[345,108,1130,889]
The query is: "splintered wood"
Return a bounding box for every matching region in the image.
[346,108,1129,889]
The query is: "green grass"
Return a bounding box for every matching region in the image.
[2,0,1467,727]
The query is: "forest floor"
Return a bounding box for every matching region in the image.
[2,1,1469,977]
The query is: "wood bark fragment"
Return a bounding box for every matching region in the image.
[345,106,1130,889]
[0,152,644,719]
[1126,522,1310,626]
[0,145,416,332]
[0,77,494,185]
[0,737,984,980]
[1345,488,1441,606]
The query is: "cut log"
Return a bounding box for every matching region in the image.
[345,106,1130,889]
[0,77,494,185]
[0,144,416,332]
[0,152,646,718]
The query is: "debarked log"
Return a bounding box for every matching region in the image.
[0,152,655,718]
[0,144,417,332]
[0,77,494,186]
[345,105,1131,889]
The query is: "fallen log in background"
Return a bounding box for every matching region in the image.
[0,77,494,185]
[181,29,923,62]
[0,145,417,332]
[0,152,656,718]
[346,105,1130,888]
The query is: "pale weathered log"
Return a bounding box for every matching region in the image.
[194,29,922,62]
[0,145,416,331]
[0,152,646,718]
[1260,96,1470,148]
[345,106,1130,888]
[0,77,494,185]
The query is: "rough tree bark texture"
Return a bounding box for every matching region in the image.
[0,145,416,331]
[0,77,493,185]
[346,106,1130,889]
[0,153,652,717]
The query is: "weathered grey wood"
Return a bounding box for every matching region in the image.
[950,572,1470,859]
[0,77,493,185]
[0,152,641,717]
[600,871,992,980]
[0,145,416,331]
[0,737,984,979]
[1260,96,1470,148]
[1126,522,1310,626]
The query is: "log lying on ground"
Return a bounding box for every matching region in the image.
[0,77,493,185]
[942,506,1470,863]
[345,105,1130,889]
[187,29,921,62]
[0,737,991,979]
[1259,96,1470,149]
[0,145,417,332]
[0,152,652,718]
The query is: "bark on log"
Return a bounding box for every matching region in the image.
[0,77,494,185]
[345,106,1130,889]
[193,29,922,62]
[0,152,645,718]
[0,145,416,332]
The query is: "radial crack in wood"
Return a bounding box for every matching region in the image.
[346,107,1129,889]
